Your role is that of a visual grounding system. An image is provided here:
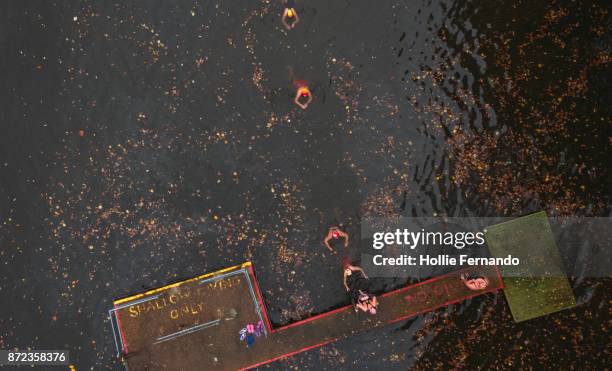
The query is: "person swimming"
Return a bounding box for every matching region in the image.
[323,226,349,253]
[343,264,378,315]
[294,86,312,109]
[460,272,490,291]
[282,6,299,30]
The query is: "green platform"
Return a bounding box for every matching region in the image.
[485,211,576,322]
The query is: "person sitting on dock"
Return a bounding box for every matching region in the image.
[323,226,349,253]
[460,272,490,291]
[344,264,378,315]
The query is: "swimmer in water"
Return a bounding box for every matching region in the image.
[282,7,299,30]
[294,86,312,109]
[343,264,378,315]
[323,226,349,253]
[460,272,490,291]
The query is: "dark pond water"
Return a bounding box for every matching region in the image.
[0,0,609,369]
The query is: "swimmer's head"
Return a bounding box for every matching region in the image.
[345,268,352,275]
[287,9,294,18]
[332,230,340,239]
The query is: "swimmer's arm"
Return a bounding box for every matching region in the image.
[355,302,367,312]
[293,11,299,24]
[352,266,368,279]
[337,230,349,247]
[323,233,334,252]
[343,272,349,291]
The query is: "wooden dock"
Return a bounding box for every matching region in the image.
[109,262,502,370]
